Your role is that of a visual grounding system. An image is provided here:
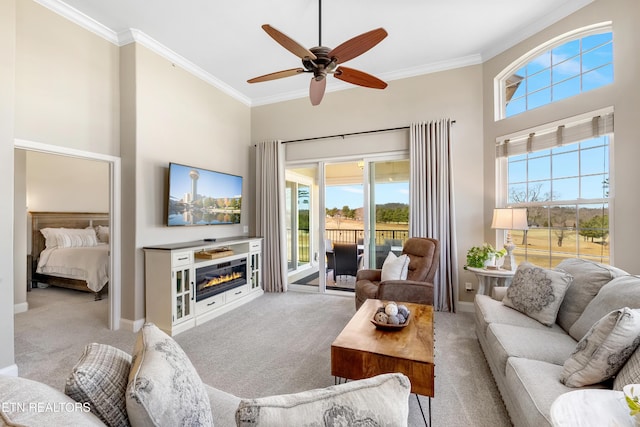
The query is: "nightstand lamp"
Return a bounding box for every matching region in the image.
[491,208,528,271]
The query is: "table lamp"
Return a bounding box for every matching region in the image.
[491,208,528,271]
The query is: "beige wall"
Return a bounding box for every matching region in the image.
[252,66,485,304]
[14,0,120,156]
[13,151,27,312]
[482,0,640,273]
[122,44,252,322]
[1,0,16,374]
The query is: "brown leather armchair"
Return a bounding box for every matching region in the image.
[354,237,440,310]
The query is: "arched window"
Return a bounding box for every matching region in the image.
[496,23,613,119]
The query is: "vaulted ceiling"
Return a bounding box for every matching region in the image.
[40,0,593,106]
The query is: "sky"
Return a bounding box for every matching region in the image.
[325,182,409,210]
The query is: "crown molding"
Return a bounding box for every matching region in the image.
[32,0,119,44]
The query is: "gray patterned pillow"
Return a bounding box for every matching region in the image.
[502,262,573,327]
[614,345,640,390]
[65,343,132,427]
[561,308,640,387]
[236,373,411,427]
[126,323,213,427]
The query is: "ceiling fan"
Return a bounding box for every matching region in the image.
[247,0,388,106]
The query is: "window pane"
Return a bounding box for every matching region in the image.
[583,43,613,72]
[552,151,578,178]
[528,88,551,110]
[552,40,580,62]
[583,64,613,91]
[552,177,579,200]
[508,160,527,183]
[508,184,527,204]
[553,76,580,101]
[581,146,608,175]
[506,97,526,117]
[582,32,612,52]
[528,156,550,181]
[577,203,609,261]
[529,149,551,159]
[528,180,551,202]
[580,136,608,149]
[581,174,608,199]
[527,52,551,74]
[528,69,551,93]
[552,58,580,83]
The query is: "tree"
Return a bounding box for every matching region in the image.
[579,215,609,242]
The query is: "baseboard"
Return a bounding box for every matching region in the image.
[0,364,19,377]
[457,301,475,313]
[14,302,28,314]
[120,317,146,332]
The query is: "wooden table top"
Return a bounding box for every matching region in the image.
[332,299,434,364]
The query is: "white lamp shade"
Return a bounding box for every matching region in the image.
[491,208,528,230]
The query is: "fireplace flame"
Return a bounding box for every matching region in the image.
[204,271,243,288]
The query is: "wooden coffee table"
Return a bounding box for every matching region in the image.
[331,299,434,424]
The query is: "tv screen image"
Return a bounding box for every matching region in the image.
[168,163,242,226]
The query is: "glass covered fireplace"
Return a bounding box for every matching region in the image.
[196,257,247,302]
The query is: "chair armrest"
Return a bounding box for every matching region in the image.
[377,280,434,306]
[356,269,382,282]
[492,286,508,301]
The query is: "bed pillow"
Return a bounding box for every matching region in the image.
[381,252,409,282]
[560,308,640,387]
[55,228,99,248]
[95,226,110,244]
[126,323,213,427]
[502,262,573,327]
[236,373,411,427]
[40,227,62,248]
[65,343,132,427]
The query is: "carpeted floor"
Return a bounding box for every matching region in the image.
[14,286,510,427]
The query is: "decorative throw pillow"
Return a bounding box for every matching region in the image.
[569,275,640,341]
[65,343,132,427]
[236,373,411,427]
[126,323,213,427]
[502,262,573,327]
[614,344,640,390]
[96,225,110,244]
[560,308,640,387]
[555,258,627,333]
[381,252,409,282]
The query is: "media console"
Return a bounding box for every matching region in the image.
[143,236,263,336]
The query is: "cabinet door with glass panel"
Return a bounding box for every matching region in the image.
[172,266,194,324]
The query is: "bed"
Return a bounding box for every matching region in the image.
[30,212,110,300]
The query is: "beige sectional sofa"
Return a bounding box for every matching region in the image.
[475,258,640,427]
[0,323,411,427]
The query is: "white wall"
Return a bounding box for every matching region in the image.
[13,151,27,313]
[0,0,17,375]
[482,0,640,273]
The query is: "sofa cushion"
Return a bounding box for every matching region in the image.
[235,373,411,427]
[614,345,640,391]
[561,308,640,387]
[502,262,573,327]
[555,258,627,333]
[126,323,213,427]
[486,323,577,375]
[505,357,606,427]
[0,375,105,426]
[569,275,640,341]
[65,343,131,427]
[474,294,566,337]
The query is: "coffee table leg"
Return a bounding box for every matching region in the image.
[415,394,430,427]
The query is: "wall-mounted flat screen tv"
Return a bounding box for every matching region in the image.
[167,162,242,226]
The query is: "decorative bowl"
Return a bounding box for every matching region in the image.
[370,312,411,331]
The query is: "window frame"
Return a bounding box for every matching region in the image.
[494,22,613,121]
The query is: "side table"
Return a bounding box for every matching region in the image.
[550,389,636,426]
[466,266,515,296]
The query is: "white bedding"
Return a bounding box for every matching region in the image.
[36,243,109,292]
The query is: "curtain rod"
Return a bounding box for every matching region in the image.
[282,120,456,144]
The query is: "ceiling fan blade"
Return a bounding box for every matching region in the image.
[328,28,388,64]
[334,66,387,89]
[247,68,305,84]
[262,24,317,60]
[309,77,327,106]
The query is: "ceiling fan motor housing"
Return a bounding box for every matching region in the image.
[303,46,336,80]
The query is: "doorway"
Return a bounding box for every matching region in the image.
[14,139,121,330]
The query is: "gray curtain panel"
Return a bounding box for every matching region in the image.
[255,140,287,292]
[409,120,458,312]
